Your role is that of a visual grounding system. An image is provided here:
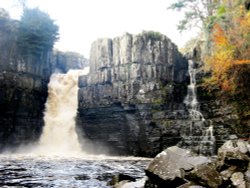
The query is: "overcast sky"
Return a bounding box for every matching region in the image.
[1,0,198,57]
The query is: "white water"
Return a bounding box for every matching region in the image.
[184,60,215,155]
[0,67,152,187]
[184,60,205,121]
[34,68,89,155]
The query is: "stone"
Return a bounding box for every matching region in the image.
[231,172,245,186]
[144,141,250,188]
[114,177,146,188]
[220,166,237,180]
[145,146,210,187]
[217,140,250,171]
[185,163,223,188]
[108,173,136,186]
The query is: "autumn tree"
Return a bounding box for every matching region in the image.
[205,1,250,93]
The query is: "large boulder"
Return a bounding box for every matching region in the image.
[217,140,250,171]
[145,140,250,187]
[217,140,250,187]
[185,163,222,188]
[145,146,210,187]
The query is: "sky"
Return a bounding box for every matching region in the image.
[1,0,199,58]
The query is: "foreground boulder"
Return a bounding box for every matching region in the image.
[145,140,250,188]
[217,140,250,188]
[145,146,210,187]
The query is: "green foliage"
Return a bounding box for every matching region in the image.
[217,5,226,16]
[145,31,162,41]
[17,8,59,58]
[168,0,217,31]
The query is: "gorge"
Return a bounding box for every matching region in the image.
[0,24,248,156]
[0,5,249,187]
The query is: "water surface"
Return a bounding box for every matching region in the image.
[0,154,150,187]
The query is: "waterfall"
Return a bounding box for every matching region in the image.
[184,60,205,121]
[35,68,89,155]
[180,60,215,156]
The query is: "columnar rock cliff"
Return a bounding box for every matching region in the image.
[77,32,188,156]
[0,10,88,151]
[50,51,88,73]
[0,13,50,150]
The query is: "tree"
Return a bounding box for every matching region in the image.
[205,2,250,92]
[16,8,59,58]
[17,0,27,10]
[168,0,217,31]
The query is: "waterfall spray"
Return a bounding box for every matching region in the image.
[35,68,89,155]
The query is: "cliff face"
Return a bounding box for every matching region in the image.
[0,13,50,150]
[0,11,88,151]
[77,32,188,156]
[50,51,88,73]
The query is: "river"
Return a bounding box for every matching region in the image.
[0,154,150,187]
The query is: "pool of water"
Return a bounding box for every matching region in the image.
[0,154,151,187]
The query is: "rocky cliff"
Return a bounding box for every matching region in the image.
[77,32,188,156]
[50,51,88,73]
[0,11,50,150]
[0,9,88,151]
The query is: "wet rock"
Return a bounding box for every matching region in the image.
[220,166,237,180]
[145,146,210,187]
[114,177,146,188]
[74,174,90,180]
[108,173,136,186]
[217,140,250,171]
[231,172,245,187]
[185,163,222,188]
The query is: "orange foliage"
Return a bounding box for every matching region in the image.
[205,7,250,93]
[212,24,229,46]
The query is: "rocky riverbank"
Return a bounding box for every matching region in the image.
[112,139,250,188]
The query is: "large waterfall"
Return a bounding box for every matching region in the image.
[35,68,89,155]
[179,60,215,156]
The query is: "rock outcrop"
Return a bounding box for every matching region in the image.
[50,51,88,73]
[145,140,250,188]
[145,146,211,187]
[77,31,188,156]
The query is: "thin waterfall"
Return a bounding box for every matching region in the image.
[180,60,215,156]
[34,68,89,155]
[184,60,205,121]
